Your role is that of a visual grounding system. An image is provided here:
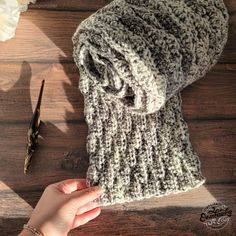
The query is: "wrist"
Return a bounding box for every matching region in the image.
[27,219,61,236]
[18,223,44,236]
[18,228,41,236]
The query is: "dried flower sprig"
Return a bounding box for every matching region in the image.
[0,0,36,42]
[24,79,45,174]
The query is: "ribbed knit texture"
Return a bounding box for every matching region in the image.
[72,0,229,206]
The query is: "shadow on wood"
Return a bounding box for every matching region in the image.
[0,60,89,206]
[0,2,235,235]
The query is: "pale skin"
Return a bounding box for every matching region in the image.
[18,179,104,236]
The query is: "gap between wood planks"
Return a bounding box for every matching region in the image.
[0,9,235,63]
[28,0,236,14]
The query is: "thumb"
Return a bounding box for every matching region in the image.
[56,179,87,194]
[67,185,104,208]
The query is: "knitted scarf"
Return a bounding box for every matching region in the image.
[72,0,229,206]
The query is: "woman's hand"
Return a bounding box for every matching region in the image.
[19,179,104,236]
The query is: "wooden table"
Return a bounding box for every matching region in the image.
[0,1,235,235]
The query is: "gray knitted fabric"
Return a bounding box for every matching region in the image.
[72,0,229,206]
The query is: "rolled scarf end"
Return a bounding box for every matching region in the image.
[74,43,167,115]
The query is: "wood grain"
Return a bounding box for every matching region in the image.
[0,62,235,192]
[0,10,235,63]
[30,0,236,14]
[30,0,111,11]
[182,64,236,120]
[1,184,235,235]
[0,0,235,235]
[0,120,235,193]
[0,63,235,122]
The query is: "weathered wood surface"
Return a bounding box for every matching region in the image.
[0,0,235,235]
[0,63,235,121]
[29,0,111,11]
[0,63,235,191]
[0,10,235,63]
[1,184,236,235]
[29,0,236,13]
[0,116,235,191]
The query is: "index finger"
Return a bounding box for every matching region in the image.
[68,185,104,208]
[56,179,88,194]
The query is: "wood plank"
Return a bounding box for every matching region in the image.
[30,0,111,11]
[0,10,235,63]
[224,0,236,14]
[0,1,235,235]
[0,62,85,122]
[220,13,236,63]
[0,63,235,122]
[0,62,235,190]
[182,64,236,120]
[1,184,235,235]
[188,120,236,184]
[0,119,235,194]
[30,0,236,14]
[0,10,90,63]
[0,62,235,191]
[0,120,88,191]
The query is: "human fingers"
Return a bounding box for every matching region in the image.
[76,201,100,215]
[68,185,104,208]
[55,179,88,194]
[72,207,101,229]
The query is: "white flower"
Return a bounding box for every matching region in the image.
[18,0,36,12]
[0,0,36,42]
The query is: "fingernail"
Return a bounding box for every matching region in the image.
[93,200,101,207]
[92,186,104,193]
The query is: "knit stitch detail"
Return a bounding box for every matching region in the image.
[72,0,229,206]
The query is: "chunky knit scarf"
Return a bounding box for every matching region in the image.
[72,0,229,206]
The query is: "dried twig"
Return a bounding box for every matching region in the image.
[24,79,45,174]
